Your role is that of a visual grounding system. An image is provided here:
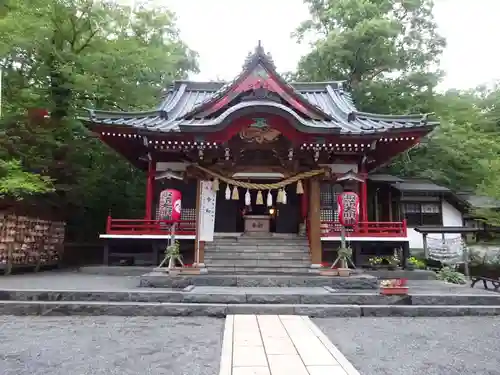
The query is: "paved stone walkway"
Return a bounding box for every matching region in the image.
[220,315,359,375]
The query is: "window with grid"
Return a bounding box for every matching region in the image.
[320,183,344,232]
[403,202,442,226]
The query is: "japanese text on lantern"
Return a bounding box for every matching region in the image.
[337,192,359,226]
[165,191,173,219]
[158,189,182,222]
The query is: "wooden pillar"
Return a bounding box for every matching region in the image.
[300,181,308,221]
[309,177,322,265]
[461,233,470,279]
[152,242,159,266]
[103,242,109,266]
[145,158,156,220]
[423,233,429,259]
[194,179,205,265]
[388,189,393,221]
[401,242,410,269]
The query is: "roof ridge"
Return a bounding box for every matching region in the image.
[85,108,162,119]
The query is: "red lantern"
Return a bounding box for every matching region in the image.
[158,189,182,222]
[337,192,359,226]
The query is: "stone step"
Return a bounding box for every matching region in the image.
[206,260,311,267]
[0,300,499,317]
[139,272,379,288]
[2,289,500,306]
[204,253,311,261]
[204,248,310,253]
[205,252,310,257]
[209,240,309,245]
[206,266,312,274]
[211,240,309,246]
[205,246,310,252]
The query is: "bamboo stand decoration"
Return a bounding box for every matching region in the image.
[157,223,184,270]
[331,227,356,269]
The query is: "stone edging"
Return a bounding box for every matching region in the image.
[1,301,500,317]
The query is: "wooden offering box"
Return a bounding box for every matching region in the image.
[244,215,271,234]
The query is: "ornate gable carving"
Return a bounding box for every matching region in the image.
[239,118,281,144]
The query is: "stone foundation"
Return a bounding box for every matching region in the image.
[139,272,379,289]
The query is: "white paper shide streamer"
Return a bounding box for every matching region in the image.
[267,190,273,207]
[245,189,251,206]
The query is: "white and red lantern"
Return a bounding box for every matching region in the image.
[337,192,359,226]
[158,189,182,222]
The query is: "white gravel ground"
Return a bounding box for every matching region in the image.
[0,316,224,375]
[315,317,500,375]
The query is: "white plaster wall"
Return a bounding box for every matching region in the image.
[407,200,463,249]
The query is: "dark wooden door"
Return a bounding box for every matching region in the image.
[275,189,300,233]
[214,189,239,232]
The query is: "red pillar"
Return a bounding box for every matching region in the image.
[359,164,368,231]
[145,158,155,220]
[361,178,368,222]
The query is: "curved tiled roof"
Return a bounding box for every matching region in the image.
[82,43,438,135]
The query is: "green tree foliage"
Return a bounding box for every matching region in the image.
[0,0,198,240]
[0,159,53,199]
[295,0,500,225]
[295,0,445,113]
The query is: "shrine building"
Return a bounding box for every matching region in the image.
[80,43,439,271]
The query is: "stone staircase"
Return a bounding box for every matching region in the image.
[204,234,312,274]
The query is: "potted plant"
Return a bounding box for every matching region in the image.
[380,278,409,295]
[386,254,400,270]
[407,256,426,270]
[368,256,383,269]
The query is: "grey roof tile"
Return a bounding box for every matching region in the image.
[82,44,437,135]
[368,174,404,182]
[391,180,450,193]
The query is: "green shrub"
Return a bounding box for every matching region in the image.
[436,266,467,285]
[408,256,426,269]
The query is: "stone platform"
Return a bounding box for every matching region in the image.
[0,271,499,317]
[139,272,379,289]
[77,266,438,281]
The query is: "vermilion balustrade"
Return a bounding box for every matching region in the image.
[106,216,196,235]
[105,216,406,237]
[319,220,407,237]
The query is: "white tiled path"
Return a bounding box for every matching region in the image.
[219,315,360,375]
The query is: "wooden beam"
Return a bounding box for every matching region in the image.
[309,177,322,265]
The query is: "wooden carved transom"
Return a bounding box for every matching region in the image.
[239,118,281,144]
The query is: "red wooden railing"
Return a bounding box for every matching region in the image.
[106,216,196,235]
[320,219,407,237]
[105,216,406,238]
